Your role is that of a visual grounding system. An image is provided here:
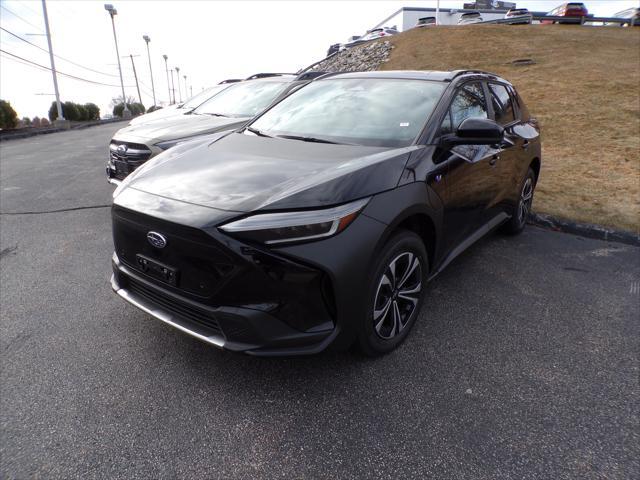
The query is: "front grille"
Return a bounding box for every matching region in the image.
[109,141,152,178]
[127,277,223,336]
[112,206,237,298]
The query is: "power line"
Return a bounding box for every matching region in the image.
[0,5,44,33]
[0,48,137,88]
[0,26,123,78]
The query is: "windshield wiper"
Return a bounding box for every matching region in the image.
[204,112,228,117]
[246,126,272,137]
[276,134,339,144]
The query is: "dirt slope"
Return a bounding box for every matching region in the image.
[382,25,640,232]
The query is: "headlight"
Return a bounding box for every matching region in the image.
[219,198,370,245]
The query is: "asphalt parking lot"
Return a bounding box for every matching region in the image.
[1,124,638,479]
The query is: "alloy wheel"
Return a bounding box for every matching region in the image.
[373,252,422,340]
[518,177,533,224]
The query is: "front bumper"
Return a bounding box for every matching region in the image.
[111,254,337,356]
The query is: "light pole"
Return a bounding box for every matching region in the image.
[175,66,182,103]
[170,68,176,104]
[41,0,64,123]
[142,35,156,107]
[104,4,130,118]
[127,54,143,106]
[183,75,188,100]
[435,0,440,26]
[162,54,171,104]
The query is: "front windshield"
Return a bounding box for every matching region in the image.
[250,78,446,147]
[194,81,290,118]
[182,85,226,109]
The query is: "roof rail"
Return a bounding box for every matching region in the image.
[244,72,296,80]
[448,69,500,81]
[294,71,330,81]
[218,78,242,84]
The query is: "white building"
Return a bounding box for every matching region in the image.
[372,6,514,30]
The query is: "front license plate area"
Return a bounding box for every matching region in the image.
[135,254,179,286]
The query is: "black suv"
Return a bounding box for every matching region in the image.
[110,70,541,356]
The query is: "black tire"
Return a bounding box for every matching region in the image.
[357,230,428,356]
[501,167,536,235]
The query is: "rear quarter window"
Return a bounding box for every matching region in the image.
[489,83,516,125]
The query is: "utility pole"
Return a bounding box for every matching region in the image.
[127,54,143,106]
[162,54,170,104]
[183,75,188,99]
[170,69,176,104]
[41,0,64,122]
[104,4,130,118]
[175,66,182,102]
[142,35,156,107]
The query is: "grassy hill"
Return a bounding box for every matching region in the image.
[381,25,639,232]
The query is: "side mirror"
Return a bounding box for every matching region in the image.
[442,118,504,146]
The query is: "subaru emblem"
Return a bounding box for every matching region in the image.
[147,231,167,249]
[116,144,128,155]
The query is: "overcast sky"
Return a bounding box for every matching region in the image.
[1,0,637,119]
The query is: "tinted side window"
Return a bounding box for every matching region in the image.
[440,82,488,134]
[489,83,515,125]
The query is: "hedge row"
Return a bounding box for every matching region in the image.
[113,102,146,117]
[48,101,101,122]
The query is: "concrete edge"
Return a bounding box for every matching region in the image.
[0,118,129,142]
[528,212,639,247]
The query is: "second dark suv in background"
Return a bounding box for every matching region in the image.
[106,73,322,182]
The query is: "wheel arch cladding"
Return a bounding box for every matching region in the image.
[530,157,541,184]
[363,182,442,273]
[394,214,436,269]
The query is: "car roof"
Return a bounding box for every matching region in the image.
[318,70,509,84]
[243,74,297,83]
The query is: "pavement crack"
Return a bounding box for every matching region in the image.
[0,244,18,259]
[0,204,110,215]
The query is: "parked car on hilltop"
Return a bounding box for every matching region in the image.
[106,74,313,182]
[327,43,341,56]
[608,7,640,26]
[505,8,533,24]
[458,12,484,25]
[360,27,398,40]
[340,28,398,50]
[110,69,541,356]
[542,3,589,24]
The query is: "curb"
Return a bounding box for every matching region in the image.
[528,212,639,247]
[0,118,129,142]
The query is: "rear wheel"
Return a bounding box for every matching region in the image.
[357,230,428,356]
[501,167,536,235]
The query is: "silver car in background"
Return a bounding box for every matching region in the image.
[127,80,241,126]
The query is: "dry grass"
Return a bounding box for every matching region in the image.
[381,25,640,232]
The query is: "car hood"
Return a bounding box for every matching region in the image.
[114,114,250,144]
[117,132,420,216]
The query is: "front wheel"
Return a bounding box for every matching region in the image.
[501,168,536,235]
[357,230,428,356]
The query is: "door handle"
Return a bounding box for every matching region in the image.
[489,155,499,166]
[522,140,530,150]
